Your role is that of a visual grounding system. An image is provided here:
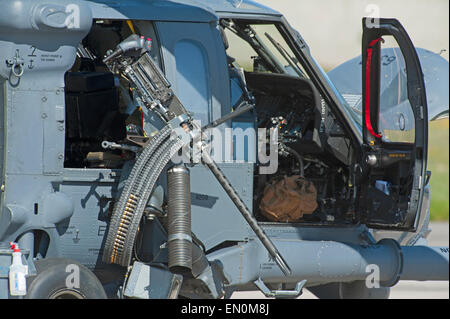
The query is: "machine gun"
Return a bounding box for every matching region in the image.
[101,35,292,277]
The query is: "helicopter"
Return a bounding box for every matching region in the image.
[0,0,448,299]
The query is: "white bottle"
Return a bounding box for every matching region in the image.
[9,243,27,296]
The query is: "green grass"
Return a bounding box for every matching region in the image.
[428,119,449,221]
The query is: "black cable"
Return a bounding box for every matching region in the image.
[283,145,305,177]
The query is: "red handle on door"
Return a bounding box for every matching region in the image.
[365,37,383,139]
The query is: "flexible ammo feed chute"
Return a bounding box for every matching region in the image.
[104,128,185,266]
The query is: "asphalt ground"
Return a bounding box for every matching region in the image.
[232,222,449,299]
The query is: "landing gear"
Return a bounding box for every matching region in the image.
[26,258,106,299]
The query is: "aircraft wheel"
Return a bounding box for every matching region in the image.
[26,258,107,299]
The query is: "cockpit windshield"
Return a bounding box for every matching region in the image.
[222,20,309,79]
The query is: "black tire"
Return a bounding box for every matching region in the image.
[26,258,107,299]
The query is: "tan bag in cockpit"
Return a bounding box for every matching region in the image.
[259,176,318,222]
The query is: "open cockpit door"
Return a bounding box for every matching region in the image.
[360,18,428,231]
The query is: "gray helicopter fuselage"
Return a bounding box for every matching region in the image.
[0,0,447,299]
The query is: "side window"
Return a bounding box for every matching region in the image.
[378,36,415,144]
[174,40,211,125]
